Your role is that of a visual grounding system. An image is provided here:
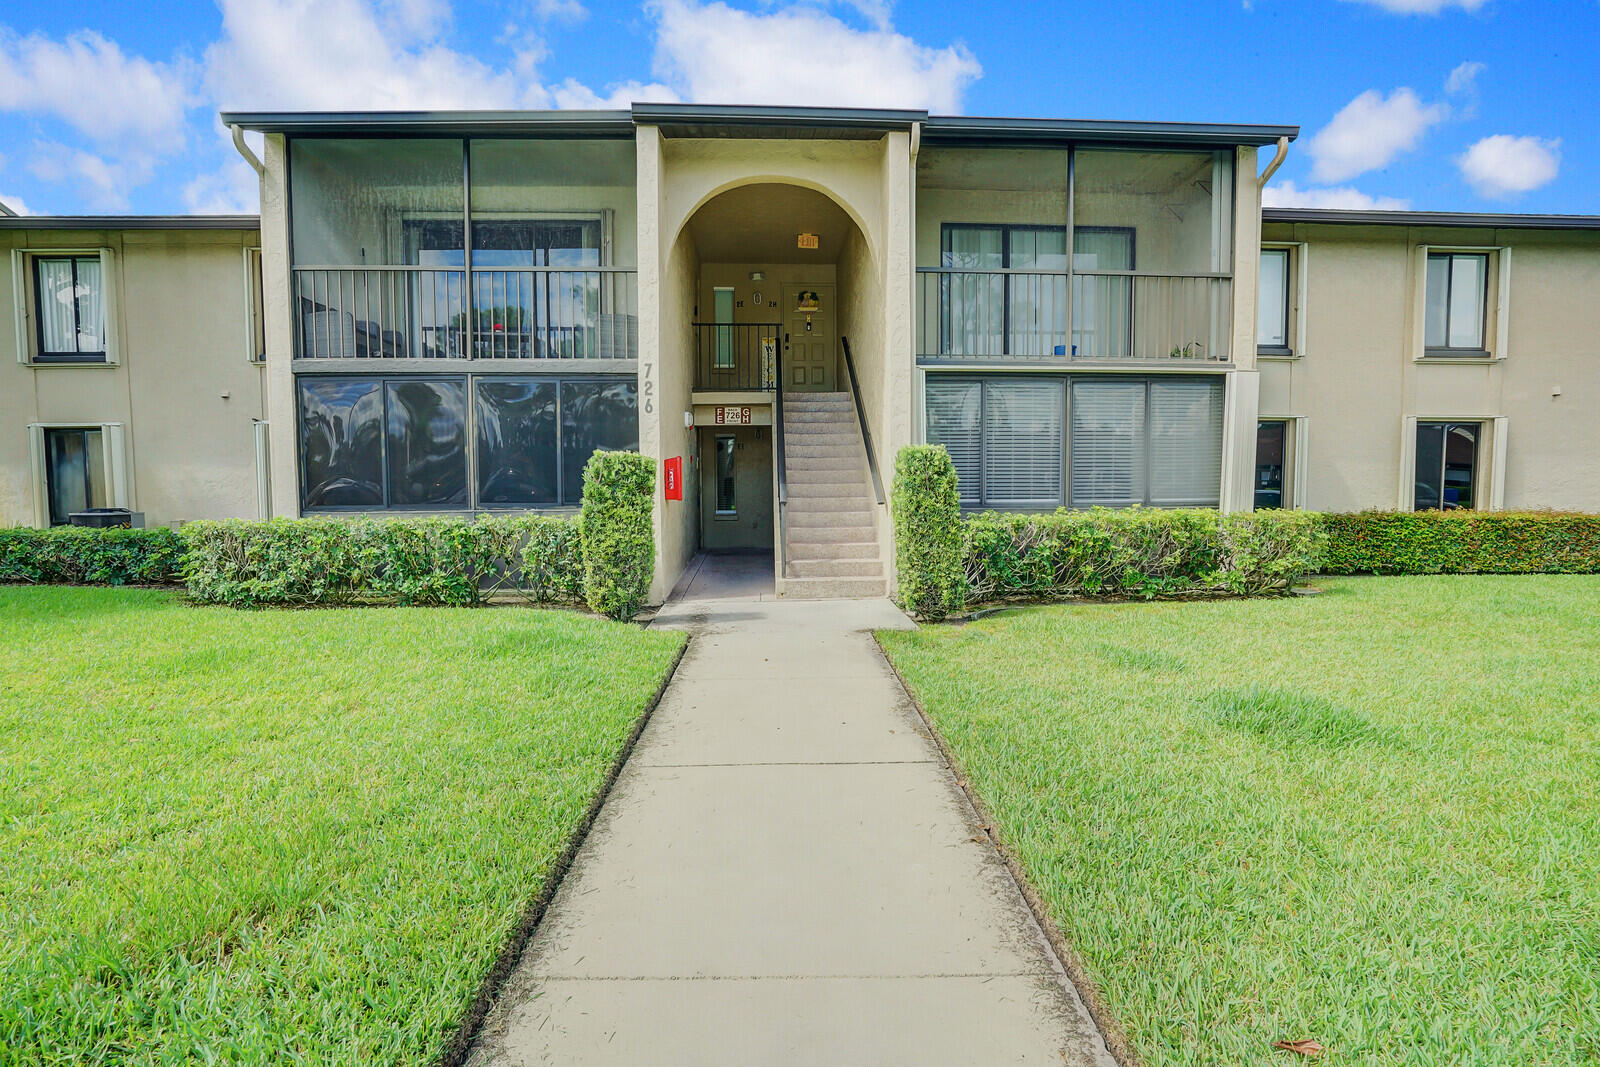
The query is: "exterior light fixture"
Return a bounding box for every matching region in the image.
[748,270,765,281]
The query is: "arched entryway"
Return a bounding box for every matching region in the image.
[665,180,887,598]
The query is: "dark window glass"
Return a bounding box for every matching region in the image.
[714,435,737,514]
[385,379,468,508]
[44,428,106,525]
[1414,421,1479,510]
[475,379,558,505]
[1255,420,1287,509]
[1424,253,1488,353]
[299,378,384,507]
[561,380,639,505]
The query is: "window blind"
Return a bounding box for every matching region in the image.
[924,379,983,507]
[1148,379,1224,506]
[1069,380,1146,507]
[982,380,1063,508]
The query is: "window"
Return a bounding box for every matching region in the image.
[1257,248,1291,354]
[714,435,737,515]
[925,377,1063,509]
[1424,253,1488,355]
[1070,378,1223,508]
[44,428,107,525]
[1071,228,1135,359]
[244,248,266,362]
[33,256,106,362]
[299,374,637,511]
[924,375,1222,510]
[1414,421,1479,510]
[1255,420,1287,509]
[940,225,1071,357]
[713,287,736,369]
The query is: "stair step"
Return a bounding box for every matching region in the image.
[787,509,874,527]
[785,409,856,423]
[787,449,860,464]
[783,524,876,543]
[787,466,865,484]
[787,492,873,510]
[787,540,879,560]
[782,575,887,600]
[784,426,856,439]
[787,558,884,578]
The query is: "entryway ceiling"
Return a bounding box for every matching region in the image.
[686,183,855,263]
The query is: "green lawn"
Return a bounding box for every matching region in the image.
[0,587,683,1065]
[878,576,1600,1067]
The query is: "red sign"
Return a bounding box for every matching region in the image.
[715,405,752,425]
[663,456,683,500]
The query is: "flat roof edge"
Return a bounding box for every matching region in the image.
[0,215,260,230]
[631,103,926,129]
[923,116,1299,148]
[220,110,636,135]
[1263,207,1600,230]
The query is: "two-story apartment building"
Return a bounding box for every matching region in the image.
[3,104,1597,604]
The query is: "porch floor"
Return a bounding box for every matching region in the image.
[670,549,776,601]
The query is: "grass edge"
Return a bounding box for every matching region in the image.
[434,635,689,1067]
[872,631,1143,1067]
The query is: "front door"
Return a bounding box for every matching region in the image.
[783,284,834,392]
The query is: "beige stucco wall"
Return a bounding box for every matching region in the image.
[1,225,265,527]
[1259,220,1600,512]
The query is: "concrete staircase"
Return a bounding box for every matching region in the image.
[780,392,886,599]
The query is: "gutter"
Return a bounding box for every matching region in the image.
[1258,136,1288,188]
[231,125,266,177]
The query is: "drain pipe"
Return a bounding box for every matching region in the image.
[231,124,265,177]
[1258,135,1288,188]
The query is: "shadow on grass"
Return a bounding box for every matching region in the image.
[1197,685,1392,749]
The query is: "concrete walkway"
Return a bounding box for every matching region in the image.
[467,591,1116,1066]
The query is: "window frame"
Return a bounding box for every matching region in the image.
[921,371,1226,513]
[26,422,128,528]
[713,433,738,517]
[295,371,638,514]
[16,249,116,365]
[1423,251,1491,358]
[243,246,267,364]
[1256,246,1292,357]
[1411,419,1484,511]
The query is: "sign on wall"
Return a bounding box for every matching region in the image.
[663,456,683,500]
[714,406,753,425]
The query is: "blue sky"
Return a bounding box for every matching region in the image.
[0,0,1591,216]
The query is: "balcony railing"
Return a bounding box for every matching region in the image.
[294,266,638,361]
[916,268,1231,363]
[693,322,780,391]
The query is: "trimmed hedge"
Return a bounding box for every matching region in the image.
[1322,510,1600,575]
[181,515,565,607]
[0,526,184,586]
[522,516,585,604]
[579,450,656,620]
[892,446,967,620]
[963,508,1326,606]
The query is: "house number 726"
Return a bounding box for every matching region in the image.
[641,361,655,414]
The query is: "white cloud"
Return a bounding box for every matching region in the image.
[1262,179,1410,211]
[0,30,194,151]
[648,0,980,112]
[1445,60,1484,95]
[1307,87,1447,182]
[531,0,589,21]
[26,142,150,211]
[1457,134,1560,199]
[1341,0,1487,13]
[0,191,30,215]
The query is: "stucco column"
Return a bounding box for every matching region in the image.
[635,126,674,604]
[1231,145,1261,373]
[259,134,299,517]
[1220,368,1261,512]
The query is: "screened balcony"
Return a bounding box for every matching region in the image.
[915,146,1234,364]
[289,137,638,361]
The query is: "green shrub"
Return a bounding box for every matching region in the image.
[182,515,537,607]
[891,445,967,620]
[0,526,184,586]
[1321,510,1600,575]
[963,508,1324,604]
[521,516,584,603]
[578,451,655,620]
